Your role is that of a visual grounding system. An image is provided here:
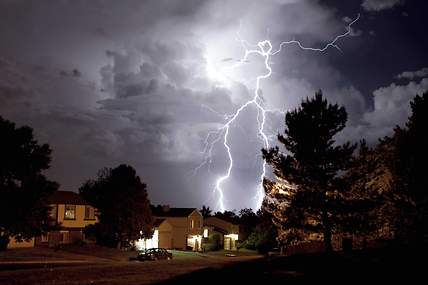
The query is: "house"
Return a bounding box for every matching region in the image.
[7,191,98,249]
[135,218,173,250]
[136,206,203,251]
[35,191,98,246]
[204,216,239,250]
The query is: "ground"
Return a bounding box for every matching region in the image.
[0,245,425,284]
[0,245,261,284]
[159,246,426,284]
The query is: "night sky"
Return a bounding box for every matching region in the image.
[1,0,427,211]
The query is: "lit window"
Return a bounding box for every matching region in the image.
[191,219,194,228]
[64,205,76,220]
[84,206,95,220]
[203,229,208,238]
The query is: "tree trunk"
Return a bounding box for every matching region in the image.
[322,211,333,252]
[323,228,333,252]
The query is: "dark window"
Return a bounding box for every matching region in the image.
[84,205,95,220]
[50,204,57,219]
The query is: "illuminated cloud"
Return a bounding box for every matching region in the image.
[361,0,404,11]
[0,0,427,210]
[396,67,428,80]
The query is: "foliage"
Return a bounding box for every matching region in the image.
[238,208,258,242]
[0,116,58,250]
[79,164,153,248]
[262,91,357,251]
[214,210,239,224]
[200,205,212,218]
[341,141,389,238]
[203,233,222,251]
[241,209,277,254]
[374,91,428,244]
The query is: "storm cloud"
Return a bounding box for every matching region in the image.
[1,0,427,210]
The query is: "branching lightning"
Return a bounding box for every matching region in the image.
[197,15,360,212]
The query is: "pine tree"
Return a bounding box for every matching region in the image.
[263,91,356,251]
[376,91,428,244]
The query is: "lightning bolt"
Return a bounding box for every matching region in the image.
[198,14,360,212]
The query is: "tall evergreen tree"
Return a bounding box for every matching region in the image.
[340,141,385,239]
[376,91,428,244]
[80,164,153,248]
[263,91,356,251]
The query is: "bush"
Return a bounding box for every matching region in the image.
[121,240,136,251]
[202,233,222,251]
[73,238,87,246]
[0,236,10,251]
[242,225,277,254]
[84,224,117,247]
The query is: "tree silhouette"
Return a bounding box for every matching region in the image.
[80,164,153,248]
[0,116,58,250]
[376,91,428,244]
[263,91,356,251]
[214,210,239,224]
[238,208,258,241]
[340,141,384,239]
[200,205,212,218]
[241,207,277,254]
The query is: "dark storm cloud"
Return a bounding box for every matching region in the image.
[1,0,427,210]
[361,0,404,11]
[396,67,428,80]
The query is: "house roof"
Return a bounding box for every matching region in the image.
[154,219,166,227]
[152,207,197,217]
[48,191,90,205]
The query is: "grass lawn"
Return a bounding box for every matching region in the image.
[158,246,427,284]
[0,245,136,262]
[0,246,261,284]
[204,249,259,257]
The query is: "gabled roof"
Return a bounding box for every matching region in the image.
[48,191,90,205]
[154,218,166,227]
[152,207,198,218]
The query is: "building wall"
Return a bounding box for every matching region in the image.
[171,226,187,249]
[34,204,98,247]
[158,221,173,249]
[7,237,35,249]
[155,210,203,250]
[204,217,239,234]
[188,211,203,236]
[55,204,98,229]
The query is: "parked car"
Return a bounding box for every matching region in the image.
[136,248,173,261]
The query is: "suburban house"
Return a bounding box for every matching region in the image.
[136,206,203,251]
[135,218,173,249]
[7,190,98,249]
[36,191,98,247]
[203,216,240,250]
